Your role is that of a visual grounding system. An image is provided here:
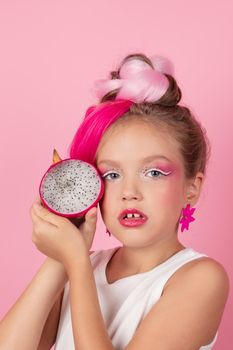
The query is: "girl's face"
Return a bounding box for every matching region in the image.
[96,119,188,247]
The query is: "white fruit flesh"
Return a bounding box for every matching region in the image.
[40,159,101,215]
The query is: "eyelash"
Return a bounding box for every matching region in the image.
[101,168,171,181]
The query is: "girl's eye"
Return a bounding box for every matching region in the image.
[102,169,171,181]
[145,169,165,178]
[102,172,120,181]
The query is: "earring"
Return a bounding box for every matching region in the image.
[106,228,111,237]
[179,203,196,232]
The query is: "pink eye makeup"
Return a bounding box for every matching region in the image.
[98,165,173,181]
[145,161,174,174]
[98,167,120,177]
[98,167,121,180]
[96,158,178,181]
[141,167,172,177]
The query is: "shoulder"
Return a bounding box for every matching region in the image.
[194,256,229,284]
[166,255,230,298]
[183,256,229,288]
[124,256,230,349]
[164,255,230,329]
[193,257,230,298]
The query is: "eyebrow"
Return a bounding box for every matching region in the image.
[97,155,172,166]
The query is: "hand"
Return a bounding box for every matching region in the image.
[30,196,98,269]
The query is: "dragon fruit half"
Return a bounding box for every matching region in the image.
[39,149,104,224]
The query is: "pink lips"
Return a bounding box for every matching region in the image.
[118,208,148,227]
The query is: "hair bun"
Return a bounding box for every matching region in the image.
[92,53,181,106]
[149,55,175,76]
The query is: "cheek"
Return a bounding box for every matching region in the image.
[158,171,184,208]
[98,199,106,222]
[98,187,114,216]
[160,187,180,209]
[99,185,111,204]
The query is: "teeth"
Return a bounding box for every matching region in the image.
[124,213,142,219]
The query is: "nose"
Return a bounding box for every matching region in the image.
[121,178,142,201]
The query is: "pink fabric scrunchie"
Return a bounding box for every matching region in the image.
[92,55,175,103]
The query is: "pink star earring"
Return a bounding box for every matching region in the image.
[179,203,196,232]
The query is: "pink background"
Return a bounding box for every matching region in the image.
[0,1,232,348]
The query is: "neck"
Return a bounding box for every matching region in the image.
[116,237,185,274]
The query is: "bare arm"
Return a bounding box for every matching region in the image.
[37,251,95,350]
[0,194,96,350]
[37,286,65,350]
[0,257,68,350]
[66,252,114,350]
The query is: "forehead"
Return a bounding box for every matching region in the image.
[96,119,183,166]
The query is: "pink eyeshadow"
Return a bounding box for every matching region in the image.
[147,161,173,173]
[97,166,114,175]
[97,162,179,175]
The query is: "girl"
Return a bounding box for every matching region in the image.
[0,53,229,350]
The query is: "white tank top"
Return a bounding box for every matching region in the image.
[55,246,218,350]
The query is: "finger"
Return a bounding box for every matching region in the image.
[34,195,42,204]
[30,205,55,228]
[32,202,68,227]
[80,207,97,236]
[33,216,53,233]
[30,196,43,214]
[30,207,54,245]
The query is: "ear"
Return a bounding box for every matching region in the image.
[185,172,204,207]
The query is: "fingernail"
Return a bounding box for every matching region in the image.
[92,211,96,217]
[34,203,42,210]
